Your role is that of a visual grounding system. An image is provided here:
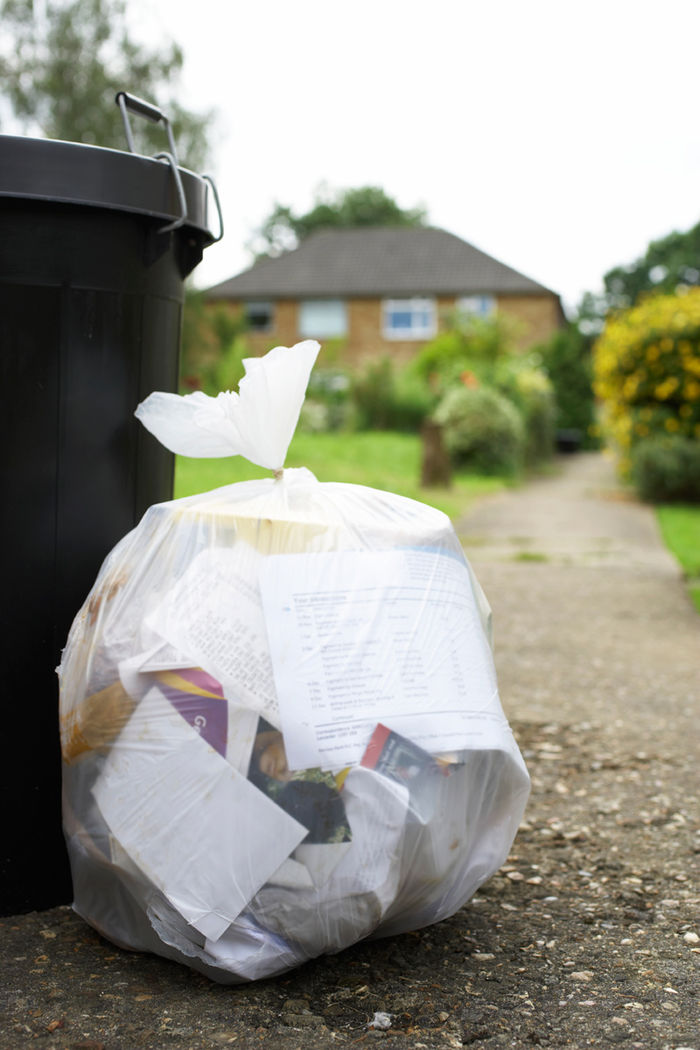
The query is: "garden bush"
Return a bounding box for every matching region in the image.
[433,385,525,475]
[593,288,700,473]
[631,435,700,503]
[179,292,247,391]
[512,367,557,465]
[410,313,517,396]
[300,369,352,431]
[538,323,598,448]
[412,315,554,466]
[195,336,249,396]
[487,357,556,466]
[350,356,434,431]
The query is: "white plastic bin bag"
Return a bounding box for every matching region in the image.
[58,340,530,983]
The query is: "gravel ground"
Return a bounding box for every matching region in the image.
[1,452,698,1050]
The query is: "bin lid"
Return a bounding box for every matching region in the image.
[0,135,218,242]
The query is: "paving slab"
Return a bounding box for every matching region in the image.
[1,453,698,1050]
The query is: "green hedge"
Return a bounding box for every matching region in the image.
[631,436,700,502]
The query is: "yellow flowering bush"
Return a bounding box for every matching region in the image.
[593,289,700,473]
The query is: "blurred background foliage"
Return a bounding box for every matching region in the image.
[0,0,212,168]
[593,287,700,502]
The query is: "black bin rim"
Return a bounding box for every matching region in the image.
[0,134,218,243]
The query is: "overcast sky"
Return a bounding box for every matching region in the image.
[134,0,700,315]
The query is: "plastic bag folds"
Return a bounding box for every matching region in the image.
[58,342,529,983]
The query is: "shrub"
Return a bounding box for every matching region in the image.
[410,313,518,396]
[303,369,351,431]
[196,336,249,396]
[593,288,700,473]
[631,436,700,502]
[411,315,554,465]
[433,386,525,475]
[350,356,394,429]
[350,356,434,431]
[392,366,436,430]
[488,358,556,466]
[179,292,247,391]
[514,367,557,465]
[538,323,598,447]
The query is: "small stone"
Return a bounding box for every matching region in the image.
[282,1013,324,1028]
[282,998,310,1011]
[368,1012,392,1030]
[570,971,594,981]
[506,871,525,881]
[682,931,699,944]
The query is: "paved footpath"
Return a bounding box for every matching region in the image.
[1,453,698,1050]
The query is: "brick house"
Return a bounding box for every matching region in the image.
[204,227,564,363]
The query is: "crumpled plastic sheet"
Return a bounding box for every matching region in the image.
[59,467,530,983]
[58,341,529,983]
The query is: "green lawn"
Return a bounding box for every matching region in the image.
[174,430,507,522]
[656,504,700,612]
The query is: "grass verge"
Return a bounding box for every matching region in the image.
[174,431,508,522]
[655,504,700,612]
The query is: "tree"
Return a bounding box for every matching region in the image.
[0,0,212,169]
[249,184,427,259]
[576,219,700,334]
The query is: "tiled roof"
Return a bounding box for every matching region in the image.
[205,227,557,299]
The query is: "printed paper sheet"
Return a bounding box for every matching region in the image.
[259,549,511,770]
[146,545,280,725]
[93,688,307,940]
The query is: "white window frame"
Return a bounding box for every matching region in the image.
[457,295,496,318]
[382,297,437,340]
[299,299,348,338]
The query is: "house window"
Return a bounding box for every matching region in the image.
[383,298,437,340]
[299,299,347,338]
[457,295,495,318]
[245,301,274,331]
